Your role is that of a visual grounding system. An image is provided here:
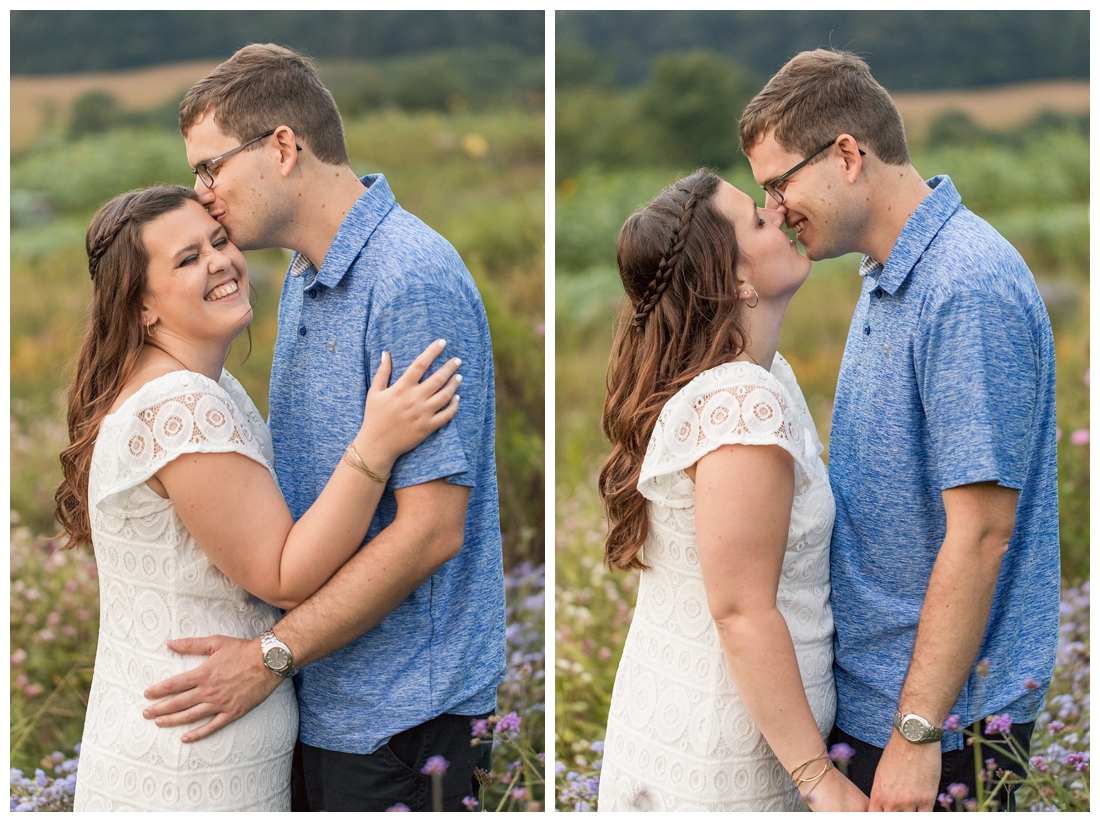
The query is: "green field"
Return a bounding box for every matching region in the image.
[554,126,1090,811]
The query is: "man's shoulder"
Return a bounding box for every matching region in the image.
[350,207,472,291]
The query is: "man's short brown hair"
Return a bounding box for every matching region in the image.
[180,43,348,166]
[739,49,909,166]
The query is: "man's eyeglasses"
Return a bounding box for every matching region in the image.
[192,130,302,188]
[760,138,866,206]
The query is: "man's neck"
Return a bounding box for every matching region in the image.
[284,167,368,270]
[862,165,933,266]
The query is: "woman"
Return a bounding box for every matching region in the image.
[596,170,868,811]
[55,186,461,811]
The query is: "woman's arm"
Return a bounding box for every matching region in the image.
[155,342,460,609]
[692,443,868,811]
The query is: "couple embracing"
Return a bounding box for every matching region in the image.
[57,44,505,812]
[598,50,1059,812]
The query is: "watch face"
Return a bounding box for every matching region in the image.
[265,647,292,671]
[902,718,925,740]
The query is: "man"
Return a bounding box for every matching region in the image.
[142,44,506,812]
[739,50,1059,811]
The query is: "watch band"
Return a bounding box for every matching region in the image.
[260,629,296,678]
[894,711,944,744]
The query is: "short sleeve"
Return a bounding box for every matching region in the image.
[367,279,482,490]
[91,372,273,512]
[638,361,816,506]
[915,291,1038,491]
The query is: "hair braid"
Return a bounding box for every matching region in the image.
[632,183,702,328]
[87,214,132,281]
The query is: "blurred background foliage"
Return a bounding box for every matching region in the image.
[555,12,1089,808]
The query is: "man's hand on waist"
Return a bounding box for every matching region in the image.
[143,634,282,743]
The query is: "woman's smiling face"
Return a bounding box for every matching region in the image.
[140,198,253,349]
[712,180,811,301]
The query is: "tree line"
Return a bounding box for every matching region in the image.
[11,10,544,75]
[558,11,1088,92]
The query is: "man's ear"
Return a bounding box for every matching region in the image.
[272,126,301,177]
[835,133,864,183]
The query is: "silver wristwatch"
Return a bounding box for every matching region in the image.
[260,630,295,678]
[894,711,944,744]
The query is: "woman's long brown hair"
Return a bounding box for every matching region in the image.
[599,169,749,570]
[55,186,201,547]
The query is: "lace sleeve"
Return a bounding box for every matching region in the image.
[637,361,816,506]
[91,371,273,513]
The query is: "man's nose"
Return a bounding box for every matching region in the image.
[194,179,216,204]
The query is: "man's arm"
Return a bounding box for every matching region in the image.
[143,479,469,742]
[868,481,1018,811]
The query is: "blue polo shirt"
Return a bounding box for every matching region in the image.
[268,174,505,754]
[829,176,1059,752]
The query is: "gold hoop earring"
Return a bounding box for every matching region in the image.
[743,288,759,309]
[145,320,157,337]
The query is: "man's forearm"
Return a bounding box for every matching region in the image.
[898,533,1004,722]
[275,513,455,668]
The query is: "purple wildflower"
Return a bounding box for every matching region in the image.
[948,783,969,800]
[1030,755,1049,773]
[1024,678,1040,690]
[496,711,521,734]
[942,714,962,731]
[1065,752,1089,772]
[985,714,1013,735]
[1048,720,1065,733]
[828,743,855,765]
[470,718,489,737]
[462,796,479,810]
[963,799,978,811]
[1070,429,1090,445]
[421,755,449,776]
[385,803,411,812]
[938,793,953,808]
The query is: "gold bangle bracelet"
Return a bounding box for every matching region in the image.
[790,748,830,784]
[343,443,390,483]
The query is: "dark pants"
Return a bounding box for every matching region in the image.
[829,721,1035,812]
[291,712,492,812]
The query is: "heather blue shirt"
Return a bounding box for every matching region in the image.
[829,176,1059,752]
[268,174,505,755]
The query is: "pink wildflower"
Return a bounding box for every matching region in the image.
[1070,429,1089,445]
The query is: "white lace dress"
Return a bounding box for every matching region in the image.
[598,354,836,812]
[73,370,297,812]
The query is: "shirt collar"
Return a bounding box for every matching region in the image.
[861,175,962,294]
[289,173,396,289]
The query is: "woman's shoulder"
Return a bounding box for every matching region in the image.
[103,369,231,426]
[665,358,789,415]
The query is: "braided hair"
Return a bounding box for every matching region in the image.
[631,181,704,328]
[56,186,201,547]
[600,169,749,570]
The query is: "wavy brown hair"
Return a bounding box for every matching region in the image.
[55,186,201,547]
[599,169,749,570]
